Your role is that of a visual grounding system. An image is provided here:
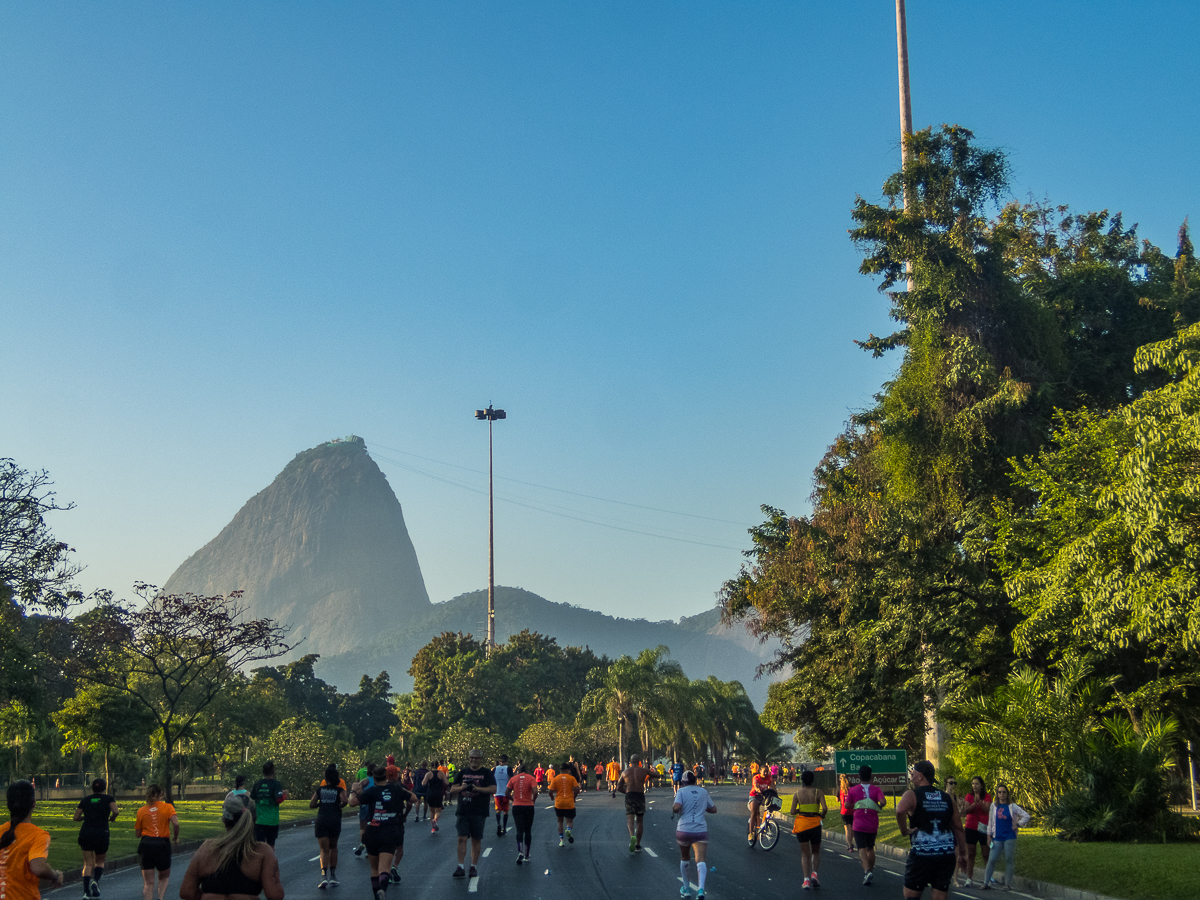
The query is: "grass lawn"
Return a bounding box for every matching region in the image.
[820,794,1200,900]
[32,800,326,873]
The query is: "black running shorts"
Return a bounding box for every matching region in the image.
[138,838,171,872]
[78,828,110,854]
[554,807,576,820]
[904,853,956,893]
[363,827,402,856]
[853,829,877,850]
[315,818,342,843]
[455,814,486,840]
[624,793,646,818]
[794,826,821,846]
[254,824,279,846]
[965,828,985,845]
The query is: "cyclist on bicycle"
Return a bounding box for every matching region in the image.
[747,762,775,838]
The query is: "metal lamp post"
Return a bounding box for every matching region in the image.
[474,405,505,653]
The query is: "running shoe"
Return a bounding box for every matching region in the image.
[696,891,704,899]
[635,845,642,852]
[680,885,690,898]
[328,874,340,886]
[566,829,574,844]
[390,868,399,883]
[559,838,564,847]
[452,866,465,878]
[810,872,820,889]
[497,826,503,837]
[318,879,328,890]
[375,891,385,900]
[516,853,523,866]
[629,834,638,852]
[354,845,364,857]
[468,866,477,878]
[802,877,811,890]
[863,870,873,886]
[90,886,100,899]
[432,821,439,833]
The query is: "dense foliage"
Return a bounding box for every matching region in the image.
[721,125,1199,837]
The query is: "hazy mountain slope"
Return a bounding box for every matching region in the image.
[163,436,430,659]
[315,586,778,708]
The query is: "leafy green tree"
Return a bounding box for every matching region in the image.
[0,459,83,613]
[53,685,155,787]
[251,718,357,795]
[578,646,681,765]
[722,126,1195,757]
[993,320,1200,731]
[69,584,292,801]
[337,672,396,747]
[250,654,340,727]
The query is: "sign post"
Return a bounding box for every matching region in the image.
[834,749,909,806]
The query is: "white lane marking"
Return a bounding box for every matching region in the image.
[468,875,479,893]
[544,805,554,809]
[643,847,658,857]
[482,848,491,858]
[309,855,321,861]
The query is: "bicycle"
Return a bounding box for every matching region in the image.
[746,790,781,850]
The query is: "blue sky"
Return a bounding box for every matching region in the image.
[3,2,1196,624]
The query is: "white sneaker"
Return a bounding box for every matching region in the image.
[863,871,873,886]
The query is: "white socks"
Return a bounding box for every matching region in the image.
[680,862,689,882]
[697,863,707,889]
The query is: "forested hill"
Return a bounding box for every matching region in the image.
[315,585,778,708]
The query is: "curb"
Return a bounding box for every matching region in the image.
[58,814,353,887]
[820,828,1124,900]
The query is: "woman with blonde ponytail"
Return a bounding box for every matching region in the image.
[1,781,64,900]
[179,797,283,900]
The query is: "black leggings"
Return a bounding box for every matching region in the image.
[512,806,535,847]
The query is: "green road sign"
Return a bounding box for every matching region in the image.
[834,749,909,788]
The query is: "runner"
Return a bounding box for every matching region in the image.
[249,762,288,848]
[789,770,827,890]
[422,762,449,833]
[672,771,715,899]
[134,785,179,900]
[492,755,512,837]
[411,761,429,823]
[449,749,497,879]
[730,762,740,785]
[593,762,604,792]
[445,761,457,805]
[349,764,416,900]
[618,755,658,852]
[309,764,347,888]
[896,761,967,900]
[74,778,118,898]
[837,774,855,852]
[670,759,685,795]
[178,796,283,900]
[846,764,885,886]
[549,760,580,847]
[533,762,546,796]
[353,763,376,854]
[505,763,537,865]
[605,758,621,797]
[1,781,64,900]
[224,776,250,805]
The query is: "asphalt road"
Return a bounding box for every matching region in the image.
[45,785,1038,900]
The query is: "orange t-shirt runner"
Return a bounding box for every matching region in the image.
[0,822,52,900]
[551,774,578,809]
[508,772,537,806]
[135,801,177,838]
[606,761,620,782]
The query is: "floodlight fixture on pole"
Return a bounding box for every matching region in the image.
[474,405,506,653]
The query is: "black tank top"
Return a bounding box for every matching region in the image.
[909,786,957,857]
[198,855,263,896]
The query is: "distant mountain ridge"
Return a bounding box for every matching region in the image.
[163,437,777,708]
[314,585,778,708]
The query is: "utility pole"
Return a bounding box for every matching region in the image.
[896,0,914,172]
[474,405,506,653]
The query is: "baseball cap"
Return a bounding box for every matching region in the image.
[913,760,937,784]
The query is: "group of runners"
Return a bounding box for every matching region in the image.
[3,752,999,900]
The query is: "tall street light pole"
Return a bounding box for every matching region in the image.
[474,405,506,653]
[896,0,914,173]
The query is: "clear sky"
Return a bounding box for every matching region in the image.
[3,2,1196,624]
